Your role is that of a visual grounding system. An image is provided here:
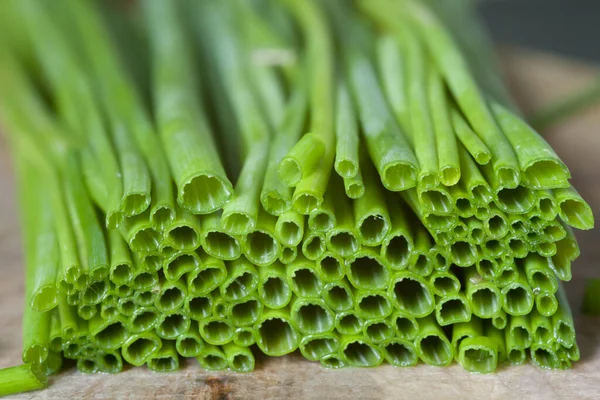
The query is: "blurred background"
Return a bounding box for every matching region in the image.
[480,0,600,63]
[479,0,600,311]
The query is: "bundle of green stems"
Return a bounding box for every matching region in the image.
[0,0,594,395]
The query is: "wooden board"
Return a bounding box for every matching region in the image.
[0,48,599,400]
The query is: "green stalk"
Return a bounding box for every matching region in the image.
[523,254,558,295]
[108,230,133,286]
[316,253,345,283]
[228,296,263,327]
[485,324,506,364]
[286,257,324,299]
[57,297,80,341]
[163,210,202,252]
[403,189,458,232]
[355,291,393,320]
[340,13,418,192]
[347,250,391,292]
[121,213,162,255]
[447,239,479,268]
[130,267,158,292]
[184,295,213,321]
[435,294,471,326]
[257,262,292,309]
[155,278,187,314]
[197,345,228,371]
[302,232,327,261]
[279,134,326,187]
[343,173,366,199]
[100,301,119,321]
[254,307,299,356]
[414,315,453,366]
[89,315,129,351]
[530,309,553,345]
[501,269,535,316]
[220,258,259,302]
[299,332,340,361]
[62,0,152,219]
[63,152,109,287]
[451,317,483,359]
[0,60,80,297]
[69,0,175,228]
[147,340,180,372]
[143,0,233,214]
[260,73,308,216]
[353,155,391,247]
[323,280,355,312]
[409,226,434,277]
[458,336,498,373]
[376,34,411,131]
[96,351,123,374]
[325,182,359,257]
[383,339,418,367]
[0,364,47,396]
[507,315,532,349]
[128,307,160,334]
[16,149,60,312]
[428,69,461,185]
[430,245,449,272]
[22,299,51,366]
[492,310,508,330]
[381,195,413,270]
[156,312,191,341]
[19,0,123,229]
[450,108,492,165]
[363,319,395,344]
[380,0,520,188]
[491,101,571,190]
[275,211,305,247]
[334,81,361,179]
[198,2,271,235]
[223,343,255,372]
[187,253,227,296]
[401,25,440,189]
[282,0,335,215]
[49,312,62,353]
[200,213,242,261]
[553,186,594,230]
[199,317,235,346]
[321,353,348,369]
[163,251,201,283]
[505,327,526,365]
[429,272,461,297]
[548,225,579,281]
[552,284,576,349]
[335,312,364,336]
[234,327,256,348]
[457,144,494,205]
[116,298,135,317]
[388,271,435,318]
[465,267,502,319]
[44,351,63,376]
[451,186,476,219]
[291,298,335,335]
[530,343,560,369]
[308,185,336,233]
[340,336,384,367]
[243,210,281,267]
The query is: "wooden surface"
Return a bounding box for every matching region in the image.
[1,48,599,400]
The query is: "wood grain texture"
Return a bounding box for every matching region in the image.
[0,49,599,400]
